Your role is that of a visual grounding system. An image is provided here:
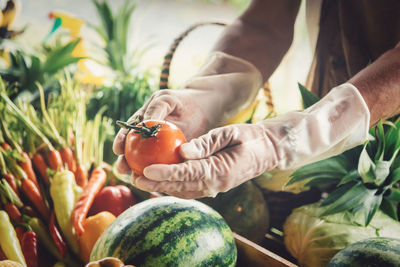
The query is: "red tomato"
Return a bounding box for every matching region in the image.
[124,120,187,175]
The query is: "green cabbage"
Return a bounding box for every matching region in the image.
[283,203,400,267]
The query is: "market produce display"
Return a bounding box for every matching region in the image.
[0,0,400,266]
[90,196,237,267]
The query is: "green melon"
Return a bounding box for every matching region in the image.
[200,181,269,244]
[327,237,400,267]
[90,196,237,267]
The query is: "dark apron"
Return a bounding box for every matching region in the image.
[306,0,400,97]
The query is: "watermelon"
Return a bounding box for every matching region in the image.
[90,196,237,266]
[327,237,400,267]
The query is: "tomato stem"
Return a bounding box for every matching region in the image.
[116,120,162,139]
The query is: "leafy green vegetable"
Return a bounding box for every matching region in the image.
[283,203,400,267]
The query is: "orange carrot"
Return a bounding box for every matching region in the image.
[4,203,22,223]
[72,167,107,235]
[19,152,39,188]
[4,173,19,196]
[60,147,77,173]
[1,143,11,151]
[47,150,64,171]
[75,163,88,188]
[32,153,49,185]
[21,178,50,223]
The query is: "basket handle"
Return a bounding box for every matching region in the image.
[159,21,274,113]
[159,22,227,89]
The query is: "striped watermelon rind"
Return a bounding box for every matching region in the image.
[90,196,237,266]
[327,237,400,267]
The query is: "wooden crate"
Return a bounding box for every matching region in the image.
[234,233,298,267]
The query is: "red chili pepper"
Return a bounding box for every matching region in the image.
[0,246,6,260]
[4,203,22,223]
[49,211,67,259]
[21,230,39,267]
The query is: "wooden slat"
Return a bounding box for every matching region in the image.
[234,233,298,267]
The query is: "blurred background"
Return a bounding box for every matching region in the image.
[14,0,313,114]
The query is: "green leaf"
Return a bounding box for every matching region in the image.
[374,160,392,186]
[391,166,400,185]
[374,120,385,161]
[337,169,360,186]
[356,193,382,226]
[304,177,340,187]
[93,0,114,41]
[386,188,400,202]
[288,155,352,187]
[286,172,342,187]
[358,142,376,183]
[380,198,399,220]
[42,39,83,74]
[320,182,377,216]
[320,182,356,206]
[384,120,399,155]
[298,83,320,109]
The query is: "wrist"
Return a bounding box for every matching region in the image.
[258,83,370,170]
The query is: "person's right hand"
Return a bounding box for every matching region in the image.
[112,52,263,175]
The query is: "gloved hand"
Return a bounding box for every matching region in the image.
[113,51,262,174]
[133,83,370,198]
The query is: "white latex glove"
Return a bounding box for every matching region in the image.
[133,83,370,198]
[113,51,262,174]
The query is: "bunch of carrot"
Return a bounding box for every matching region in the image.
[0,77,115,267]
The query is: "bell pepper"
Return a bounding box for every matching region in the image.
[88,185,137,217]
[50,170,82,255]
[78,211,116,263]
[0,210,26,266]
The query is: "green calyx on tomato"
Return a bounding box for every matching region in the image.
[117,119,187,176]
[117,120,162,139]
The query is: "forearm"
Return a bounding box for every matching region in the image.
[350,43,400,126]
[212,0,301,81]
